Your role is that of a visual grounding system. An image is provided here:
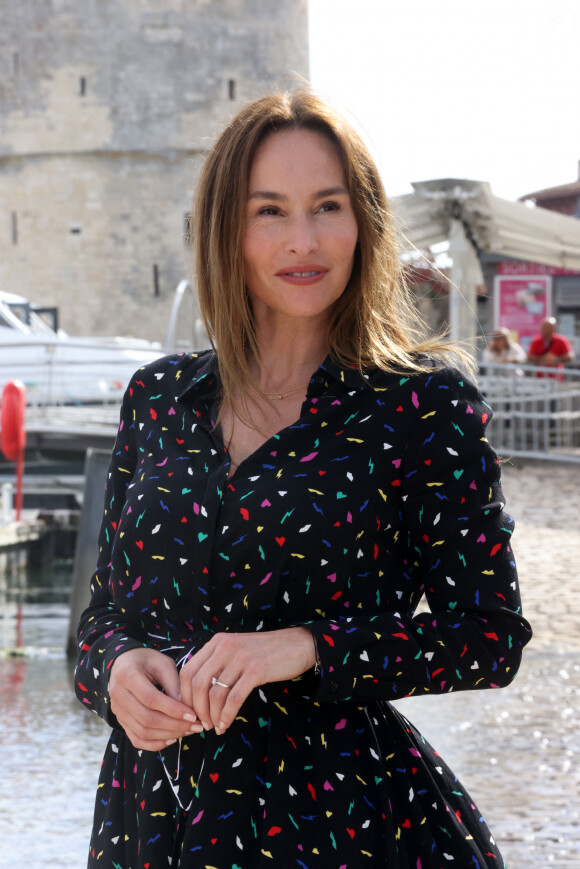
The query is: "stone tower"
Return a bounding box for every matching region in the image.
[0,0,309,342]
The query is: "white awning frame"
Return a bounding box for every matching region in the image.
[391,179,580,271]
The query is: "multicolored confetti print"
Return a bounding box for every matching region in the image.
[75,351,532,868]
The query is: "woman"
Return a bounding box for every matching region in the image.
[482,327,527,366]
[75,89,532,868]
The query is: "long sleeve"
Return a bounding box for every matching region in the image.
[74,371,212,725]
[74,377,148,724]
[303,367,532,704]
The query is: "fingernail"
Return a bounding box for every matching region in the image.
[201,721,211,731]
[183,713,197,723]
[215,721,226,735]
[165,738,177,746]
[187,724,203,734]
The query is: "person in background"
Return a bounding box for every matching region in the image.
[527,317,575,368]
[75,88,532,869]
[482,326,527,365]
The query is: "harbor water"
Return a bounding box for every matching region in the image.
[0,460,579,867]
[0,562,110,869]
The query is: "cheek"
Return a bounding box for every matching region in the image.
[244,229,275,274]
[338,214,358,252]
[243,234,255,271]
[336,225,358,267]
[243,240,262,285]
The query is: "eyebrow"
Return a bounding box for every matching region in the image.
[247,186,349,201]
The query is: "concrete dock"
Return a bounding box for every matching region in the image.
[0,516,47,574]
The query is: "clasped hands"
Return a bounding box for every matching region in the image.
[109,627,316,751]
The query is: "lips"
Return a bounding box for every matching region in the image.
[275,265,329,285]
[275,265,328,277]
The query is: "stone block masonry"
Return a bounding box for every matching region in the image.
[0,0,309,343]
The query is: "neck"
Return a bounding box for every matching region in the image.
[251,319,329,393]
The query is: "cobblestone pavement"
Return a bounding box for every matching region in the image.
[397,459,580,868]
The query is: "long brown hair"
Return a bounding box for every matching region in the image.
[193,88,466,413]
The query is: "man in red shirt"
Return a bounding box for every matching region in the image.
[527,318,575,368]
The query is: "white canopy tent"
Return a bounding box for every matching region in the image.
[390,179,580,340]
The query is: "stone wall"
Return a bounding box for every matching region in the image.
[0,0,309,342]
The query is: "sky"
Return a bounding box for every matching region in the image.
[308,0,580,203]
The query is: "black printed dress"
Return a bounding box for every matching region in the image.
[75,350,532,869]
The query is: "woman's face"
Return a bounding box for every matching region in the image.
[243,128,359,329]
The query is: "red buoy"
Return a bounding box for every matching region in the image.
[1,380,26,520]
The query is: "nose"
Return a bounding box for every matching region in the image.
[285,213,318,255]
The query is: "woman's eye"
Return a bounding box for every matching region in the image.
[318,201,339,213]
[258,206,280,216]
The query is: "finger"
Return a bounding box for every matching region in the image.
[178,665,195,710]
[116,703,203,747]
[111,675,199,737]
[183,667,234,731]
[122,728,170,752]
[179,641,218,709]
[185,670,216,731]
[110,649,195,723]
[208,673,237,731]
[131,668,196,722]
[179,640,213,718]
[213,672,255,734]
[184,642,253,730]
[121,726,189,752]
[206,661,255,732]
[181,639,216,672]
[146,653,183,703]
[180,653,225,728]
[117,693,202,738]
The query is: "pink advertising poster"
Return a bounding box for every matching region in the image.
[493,275,552,352]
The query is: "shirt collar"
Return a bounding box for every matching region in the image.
[176,350,373,403]
[317,355,373,393]
[176,351,219,401]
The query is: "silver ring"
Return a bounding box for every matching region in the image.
[211,676,230,689]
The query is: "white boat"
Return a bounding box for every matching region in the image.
[0,290,165,405]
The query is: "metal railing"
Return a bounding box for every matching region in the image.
[2,401,120,456]
[4,351,580,462]
[23,402,121,432]
[477,363,580,462]
[0,337,165,407]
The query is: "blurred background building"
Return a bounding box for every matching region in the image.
[479,162,580,355]
[0,0,309,342]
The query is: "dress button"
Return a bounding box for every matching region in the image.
[330,681,339,692]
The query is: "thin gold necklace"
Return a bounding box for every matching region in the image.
[264,380,310,400]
